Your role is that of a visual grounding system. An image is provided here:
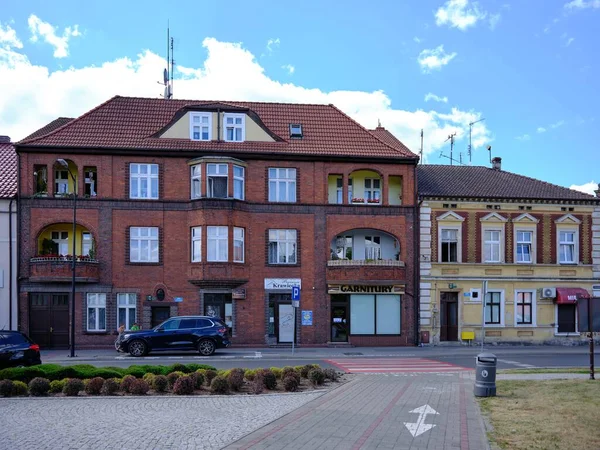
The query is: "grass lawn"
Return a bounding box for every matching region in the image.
[499,367,590,374]
[478,380,600,450]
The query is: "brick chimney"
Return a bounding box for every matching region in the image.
[491,157,502,170]
[0,135,10,143]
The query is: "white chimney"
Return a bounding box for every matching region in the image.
[492,157,502,170]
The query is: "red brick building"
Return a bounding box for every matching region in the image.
[16,96,419,349]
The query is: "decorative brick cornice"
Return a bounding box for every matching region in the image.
[543,214,552,264]
[506,214,513,264]
[582,214,590,265]
[468,211,477,263]
[431,214,437,262]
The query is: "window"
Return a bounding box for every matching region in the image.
[84,166,97,197]
[223,113,244,142]
[82,232,92,256]
[441,229,458,262]
[87,293,106,332]
[191,165,202,199]
[559,230,576,264]
[207,226,228,262]
[515,231,533,263]
[364,179,381,203]
[233,165,245,200]
[207,164,228,198]
[335,235,353,260]
[190,112,211,141]
[336,177,343,204]
[289,124,303,138]
[268,229,297,264]
[515,291,534,325]
[350,294,401,335]
[484,229,502,262]
[365,236,381,260]
[268,168,296,202]
[234,227,244,263]
[191,227,202,262]
[117,293,136,330]
[130,227,159,263]
[34,165,47,194]
[557,304,577,333]
[55,169,69,195]
[130,163,159,199]
[51,231,69,255]
[484,291,502,325]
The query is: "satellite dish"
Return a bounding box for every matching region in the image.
[163,68,168,85]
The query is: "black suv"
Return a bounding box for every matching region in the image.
[0,331,42,369]
[115,316,231,357]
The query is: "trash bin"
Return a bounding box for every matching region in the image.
[474,352,497,397]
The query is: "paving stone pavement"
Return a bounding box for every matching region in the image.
[0,392,324,450]
[226,373,488,450]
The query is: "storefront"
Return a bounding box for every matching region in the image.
[265,278,301,345]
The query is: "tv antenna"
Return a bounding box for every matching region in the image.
[419,129,423,164]
[445,132,457,166]
[158,23,175,99]
[468,118,485,163]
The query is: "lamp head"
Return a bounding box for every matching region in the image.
[56,158,68,168]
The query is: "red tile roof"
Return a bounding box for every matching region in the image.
[369,126,414,157]
[17,96,417,160]
[0,139,17,198]
[22,117,74,141]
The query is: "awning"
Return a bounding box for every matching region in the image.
[555,288,590,304]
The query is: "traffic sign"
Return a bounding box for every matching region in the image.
[292,286,300,301]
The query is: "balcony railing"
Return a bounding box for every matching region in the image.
[327,259,405,267]
[29,256,100,282]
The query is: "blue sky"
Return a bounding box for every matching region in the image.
[1,0,598,194]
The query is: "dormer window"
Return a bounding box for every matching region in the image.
[224,113,244,142]
[290,124,303,138]
[190,112,211,141]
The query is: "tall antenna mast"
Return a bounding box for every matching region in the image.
[444,132,457,166]
[468,118,485,163]
[170,35,174,99]
[419,129,423,164]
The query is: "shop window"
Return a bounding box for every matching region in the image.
[33,165,48,195]
[349,294,401,335]
[84,166,97,197]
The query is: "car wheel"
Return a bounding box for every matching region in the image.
[129,340,147,357]
[198,339,216,356]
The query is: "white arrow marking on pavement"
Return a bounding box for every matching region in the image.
[404,404,439,437]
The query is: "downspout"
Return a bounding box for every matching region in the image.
[414,162,421,346]
[16,150,21,332]
[8,197,14,330]
[217,108,221,142]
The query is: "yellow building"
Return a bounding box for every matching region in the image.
[418,158,600,345]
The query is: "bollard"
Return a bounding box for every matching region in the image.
[474,352,497,397]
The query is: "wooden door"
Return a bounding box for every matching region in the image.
[151,307,171,328]
[440,292,459,341]
[29,293,69,348]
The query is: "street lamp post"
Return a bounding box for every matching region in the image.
[57,159,77,358]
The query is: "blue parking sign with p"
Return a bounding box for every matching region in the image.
[292,286,300,301]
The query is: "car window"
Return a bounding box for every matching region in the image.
[197,318,213,328]
[162,319,181,330]
[0,333,28,345]
[178,319,197,329]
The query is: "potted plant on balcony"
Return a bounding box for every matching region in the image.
[351,197,365,204]
[367,198,380,204]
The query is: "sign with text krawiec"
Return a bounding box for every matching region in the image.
[264,278,302,290]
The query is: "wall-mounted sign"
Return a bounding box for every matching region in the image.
[302,310,313,326]
[146,295,153,301]
[264,278,302,290]
[232,288,246,299]
[328,284,404,294]
[174,297,183,303]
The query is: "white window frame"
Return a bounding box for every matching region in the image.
[129,163,159,200]
[364,178,381,204]
[55,169,69,195]
[190,112,212,141]
[191,227,202,262]
[51,231,70,256]
[191,164,202,199]
[233,165,245,200]
[87,293,106,332]
[484,289,505,327]
[117,293,137,331]
[130,227,159,263]
[364,235,381,260]
[483,228,503,263]
[207,226,228,262]
[514,228,536,264]
[268,168,297,203]
[206,163,229,198]
[223,113,245,142]
[82,232,92,256]
[514,289,536,327]
[268,229,297,264]
[438,225,462,263]
[557,228,579,265]
[347,178,353,204]
[336,177,343,204]
[233,227,245,263]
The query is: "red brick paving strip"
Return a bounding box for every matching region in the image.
[460,383,470,450]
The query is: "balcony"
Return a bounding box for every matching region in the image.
[327,259,404,267]
[29,256,100,283]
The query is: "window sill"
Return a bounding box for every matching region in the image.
[127,262,162,266]
[514,324,537,328]
[554,332,580,336]
[267,264,300,267]
[84,331,109,335]
[483,325,505,328]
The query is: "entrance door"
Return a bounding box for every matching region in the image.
[204,293,233,334]
[151,306,171,328]
[440,292,459,341]
[331,303,349,342]
[29,293,69,348]
[278,304,294,343]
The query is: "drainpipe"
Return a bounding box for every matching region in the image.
[8,198,14,330]
[414,164,421,346]
[16,150,21,332]
[217,108,221,142]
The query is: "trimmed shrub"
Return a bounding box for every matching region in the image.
[49,379,65,394]
[120,375,137,394]
[190,372,204,390]
[168,363,189,374]
[173,376,195,395]
[283,375,299,392]
[323,368,339,382]
[282,369,300,384]
[205,369,217,385]
[142,373,155,384]
[85,377,105,395]
[244,369,257,382]
[167,371,185,388]
[12,381,28,396]
[227,369,244,392]
[28,377,51,396]
[0,379,14,397]
[308,368,325,386]
[270,367,283,379]
[129,379,150,396]
[100,378,120,396]
[300,364,316,378]
[63,378,84,396]
[152,375,169,393]
[282,366,296,377]
[210,375,229,394]
[261,369,277,390]
[123,366,145,378]
[252,374,264,395]
[186,363,216,372]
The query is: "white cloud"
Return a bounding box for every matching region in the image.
[266,37,280,54]
[413,36,421,43]
[281,64,295,75]
[516,134,531,141]
[537,127,546,133]
[0,22,23,49]
[424,93,448,103]
[435,0,487,30]
[564,0,600,9]
[418,45,457,72]
[28,14,81,58]
[489,13,501,30]
[570,181,598,196]
[551,120,565,128]
[0,36,492,162]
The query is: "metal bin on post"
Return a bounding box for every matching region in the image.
[474,352,497,397]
